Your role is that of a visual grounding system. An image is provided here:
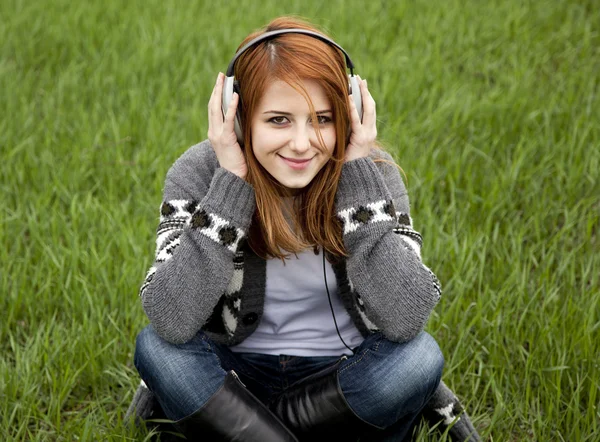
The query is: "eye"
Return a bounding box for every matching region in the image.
[268,116,289,125]
[315,115,333,125]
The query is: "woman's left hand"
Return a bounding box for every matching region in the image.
[345,76,377,162]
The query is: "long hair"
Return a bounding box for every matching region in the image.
[234,16,351,260]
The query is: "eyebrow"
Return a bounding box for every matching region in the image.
[262,110,333,115]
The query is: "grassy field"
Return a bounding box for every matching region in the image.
[1,0,599,440]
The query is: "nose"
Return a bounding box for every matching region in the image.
[289,126,311,154]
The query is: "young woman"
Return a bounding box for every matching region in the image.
[128,16,479,442]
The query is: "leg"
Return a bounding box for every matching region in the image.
[269,331,443,441]
[133,324,229,421]
[269,354,371,440]
[338,331,445,441]
[134,324,297,441]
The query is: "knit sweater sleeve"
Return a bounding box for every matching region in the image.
[139,140,255,344]
[335,149,441,343]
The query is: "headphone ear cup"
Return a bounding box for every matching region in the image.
[233,81,244,145]
[348,75,363,123]
[221,76,245,146]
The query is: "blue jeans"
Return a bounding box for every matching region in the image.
[134,325,444,441]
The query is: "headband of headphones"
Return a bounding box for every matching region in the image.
[221,28,363,145]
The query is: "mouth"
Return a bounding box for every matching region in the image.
[278,155,313,170]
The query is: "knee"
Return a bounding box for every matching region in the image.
[132,325,225,421]
[411,332,444,392]
[339,332,444,428]
[134,325,216,377]
[380,332,444,408]
[133,324,164,374]
[134,324,190,376]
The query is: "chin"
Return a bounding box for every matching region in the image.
[279,179,311,192]
[285,180,306,188]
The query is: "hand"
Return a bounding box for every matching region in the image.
[207,72,248,179]
[345,76,377,162]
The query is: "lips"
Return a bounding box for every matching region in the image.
[279,155,313,170]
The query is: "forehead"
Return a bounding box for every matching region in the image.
[257,79,330,111]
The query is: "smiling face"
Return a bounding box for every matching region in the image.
[250,79,336,194]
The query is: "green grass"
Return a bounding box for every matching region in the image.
[1,0,599,440]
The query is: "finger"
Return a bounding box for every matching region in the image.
[359,77,373,100]
[348,94,362,129]
[357,76,375,114]
[358,77,375,104]
[208,73,224,127]
[360,79,377,128]
[223,92,239,135]
[211,73,220,95]
[209,72,222,104]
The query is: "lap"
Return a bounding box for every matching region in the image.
[134,325,443,426]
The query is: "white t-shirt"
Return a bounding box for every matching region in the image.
[230,247,365,356]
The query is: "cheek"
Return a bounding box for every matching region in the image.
[250,123,263,147]
[252,126,287,150]
[323,128,337,153]
[251,131,280,167]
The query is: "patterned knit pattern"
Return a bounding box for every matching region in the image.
[140,200,246,297]
[337,199,396,234]
[189,209,246,252]
[140,197,247,338]
[336,198,442,304]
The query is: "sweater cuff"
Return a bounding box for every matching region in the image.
[188,168,255,252]
[336,157,395,235]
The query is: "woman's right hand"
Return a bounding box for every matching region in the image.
[207,72,248,179]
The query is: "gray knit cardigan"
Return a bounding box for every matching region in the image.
[125,140,480,441]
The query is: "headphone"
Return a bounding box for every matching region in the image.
[221,28,363,145]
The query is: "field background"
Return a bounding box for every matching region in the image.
[1,0,599,440]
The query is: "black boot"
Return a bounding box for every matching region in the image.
[269,360,378,440]
[175,370,298,441]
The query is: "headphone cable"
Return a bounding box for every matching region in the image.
[322,250,356,355]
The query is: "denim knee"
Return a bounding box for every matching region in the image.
[385,332,444,399]
[133,324,172,376]
[408,332,445,401]
[133,324,226,421]
[339,331,444,429]
[134,324,221,379]
[367,332,444,403]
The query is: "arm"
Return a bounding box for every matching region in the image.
[335,149,441,342]
[139,141,255,344]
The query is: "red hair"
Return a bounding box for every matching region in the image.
[234,16,352,260]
